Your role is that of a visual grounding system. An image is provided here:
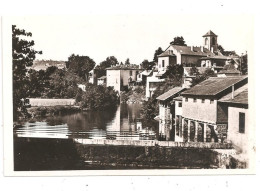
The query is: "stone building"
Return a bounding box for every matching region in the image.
[106,65,142,92]
[218,85,248,153]
[97,76,106,86]
[179,76,248,143]
[156,87,185,141]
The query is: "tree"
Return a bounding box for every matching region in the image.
[125,58,130,65]
[66,54,95,81]
[12,25,42,120]
[217,45,237,56]
[191,68,216,87]
[141,59,155,70]
[95,56,119,78]
[240,53,248,75]
[170,36,187,46]
[153,47,163,62]
[165,64,184,81]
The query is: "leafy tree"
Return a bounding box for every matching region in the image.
[240,53,248,75]
[125,58,130,65]
[95,56,119,78]
[191,68,216,87]
[165,64,184,81]
[190,66,199,76]
[170,36,187,46]
[12,25,42,120]
[141,59,155,70]
[153,47,163,62]
[66,54,95,81]
[217,45,237,56]
[79,84,119,110]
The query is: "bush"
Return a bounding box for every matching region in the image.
[79,84,119,110]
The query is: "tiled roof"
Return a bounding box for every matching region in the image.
[181,76,247,96]
[219,84,248,105]
[106,65,142,70]
[158,51,176,57]
[156,87,185,101]
[173,96,183,101]
[170,45,215,56]
[202,30,217,37]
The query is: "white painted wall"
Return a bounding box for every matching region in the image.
[182,97,217,123]
[106,70,121,92]
[228,106,248,154]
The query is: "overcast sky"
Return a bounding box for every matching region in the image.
[11,15,253,65]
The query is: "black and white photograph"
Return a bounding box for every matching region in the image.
[2,13,256,176]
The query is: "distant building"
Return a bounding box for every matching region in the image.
[146,70,165,98]
[156,87,185,141]
[106,65,143,92]
[88,69,97,85]
[97,76,106,86]
[180,76,248,143]
[77,84,86,92]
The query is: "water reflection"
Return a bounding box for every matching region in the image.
[14,104,158,141]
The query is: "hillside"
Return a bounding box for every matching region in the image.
[31,59,66,71]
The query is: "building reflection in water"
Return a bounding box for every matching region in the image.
[14,103,157,141]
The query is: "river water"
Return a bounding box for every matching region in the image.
[13,103,161,170]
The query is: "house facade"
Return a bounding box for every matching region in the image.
[106,65,142,92]
[179,76,248,143]
[156,87,185,141]
[219,87,248,154]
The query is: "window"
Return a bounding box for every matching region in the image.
[205,38,208,45]
[178,102,182,107]
[185,98,188,102]
[130,70,132,76]
[202,99,205,103]
[210,99,214,104]
[162,60,165,68]
[193,98,197,103]
[239,112,245,133]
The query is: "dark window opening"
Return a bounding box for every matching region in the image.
[185,98,188,102]
[202,99,205,103]
[162,60,165,67]
[193,98,197,103]
[239,112,245,133]
[178,102,182,107]
[210,99,214,104]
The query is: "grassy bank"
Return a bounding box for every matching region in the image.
[28,105,81,118]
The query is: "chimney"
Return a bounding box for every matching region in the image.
[191,46,194,52]
[201,46,204,52]
[231,84,234,99]
[211,47,214,53]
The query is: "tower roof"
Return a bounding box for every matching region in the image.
[203,30,217,37]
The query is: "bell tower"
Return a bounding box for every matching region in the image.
[202,30,218,52]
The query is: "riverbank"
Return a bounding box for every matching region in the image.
[27,105,81,118]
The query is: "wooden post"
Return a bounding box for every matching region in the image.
[187,120,191,142]
[203,123,207,142]
[195,121,198,142]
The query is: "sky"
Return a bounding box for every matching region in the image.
[11,15,254,65]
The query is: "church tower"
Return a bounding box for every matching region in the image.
[202,30,218,52]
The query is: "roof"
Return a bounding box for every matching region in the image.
[155,70,166,77]
[141,70,152,76]
[158,50,176,57]
[219,84,248,105]
[181,76,247,96]
[98,76,106,80]
[106,65,142,70]
[170,45,215,57]
[173,96,183,101]
[156,87,185,101]
[200,55,231,60]
[218,63,240,74]
[202,30,217,37]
